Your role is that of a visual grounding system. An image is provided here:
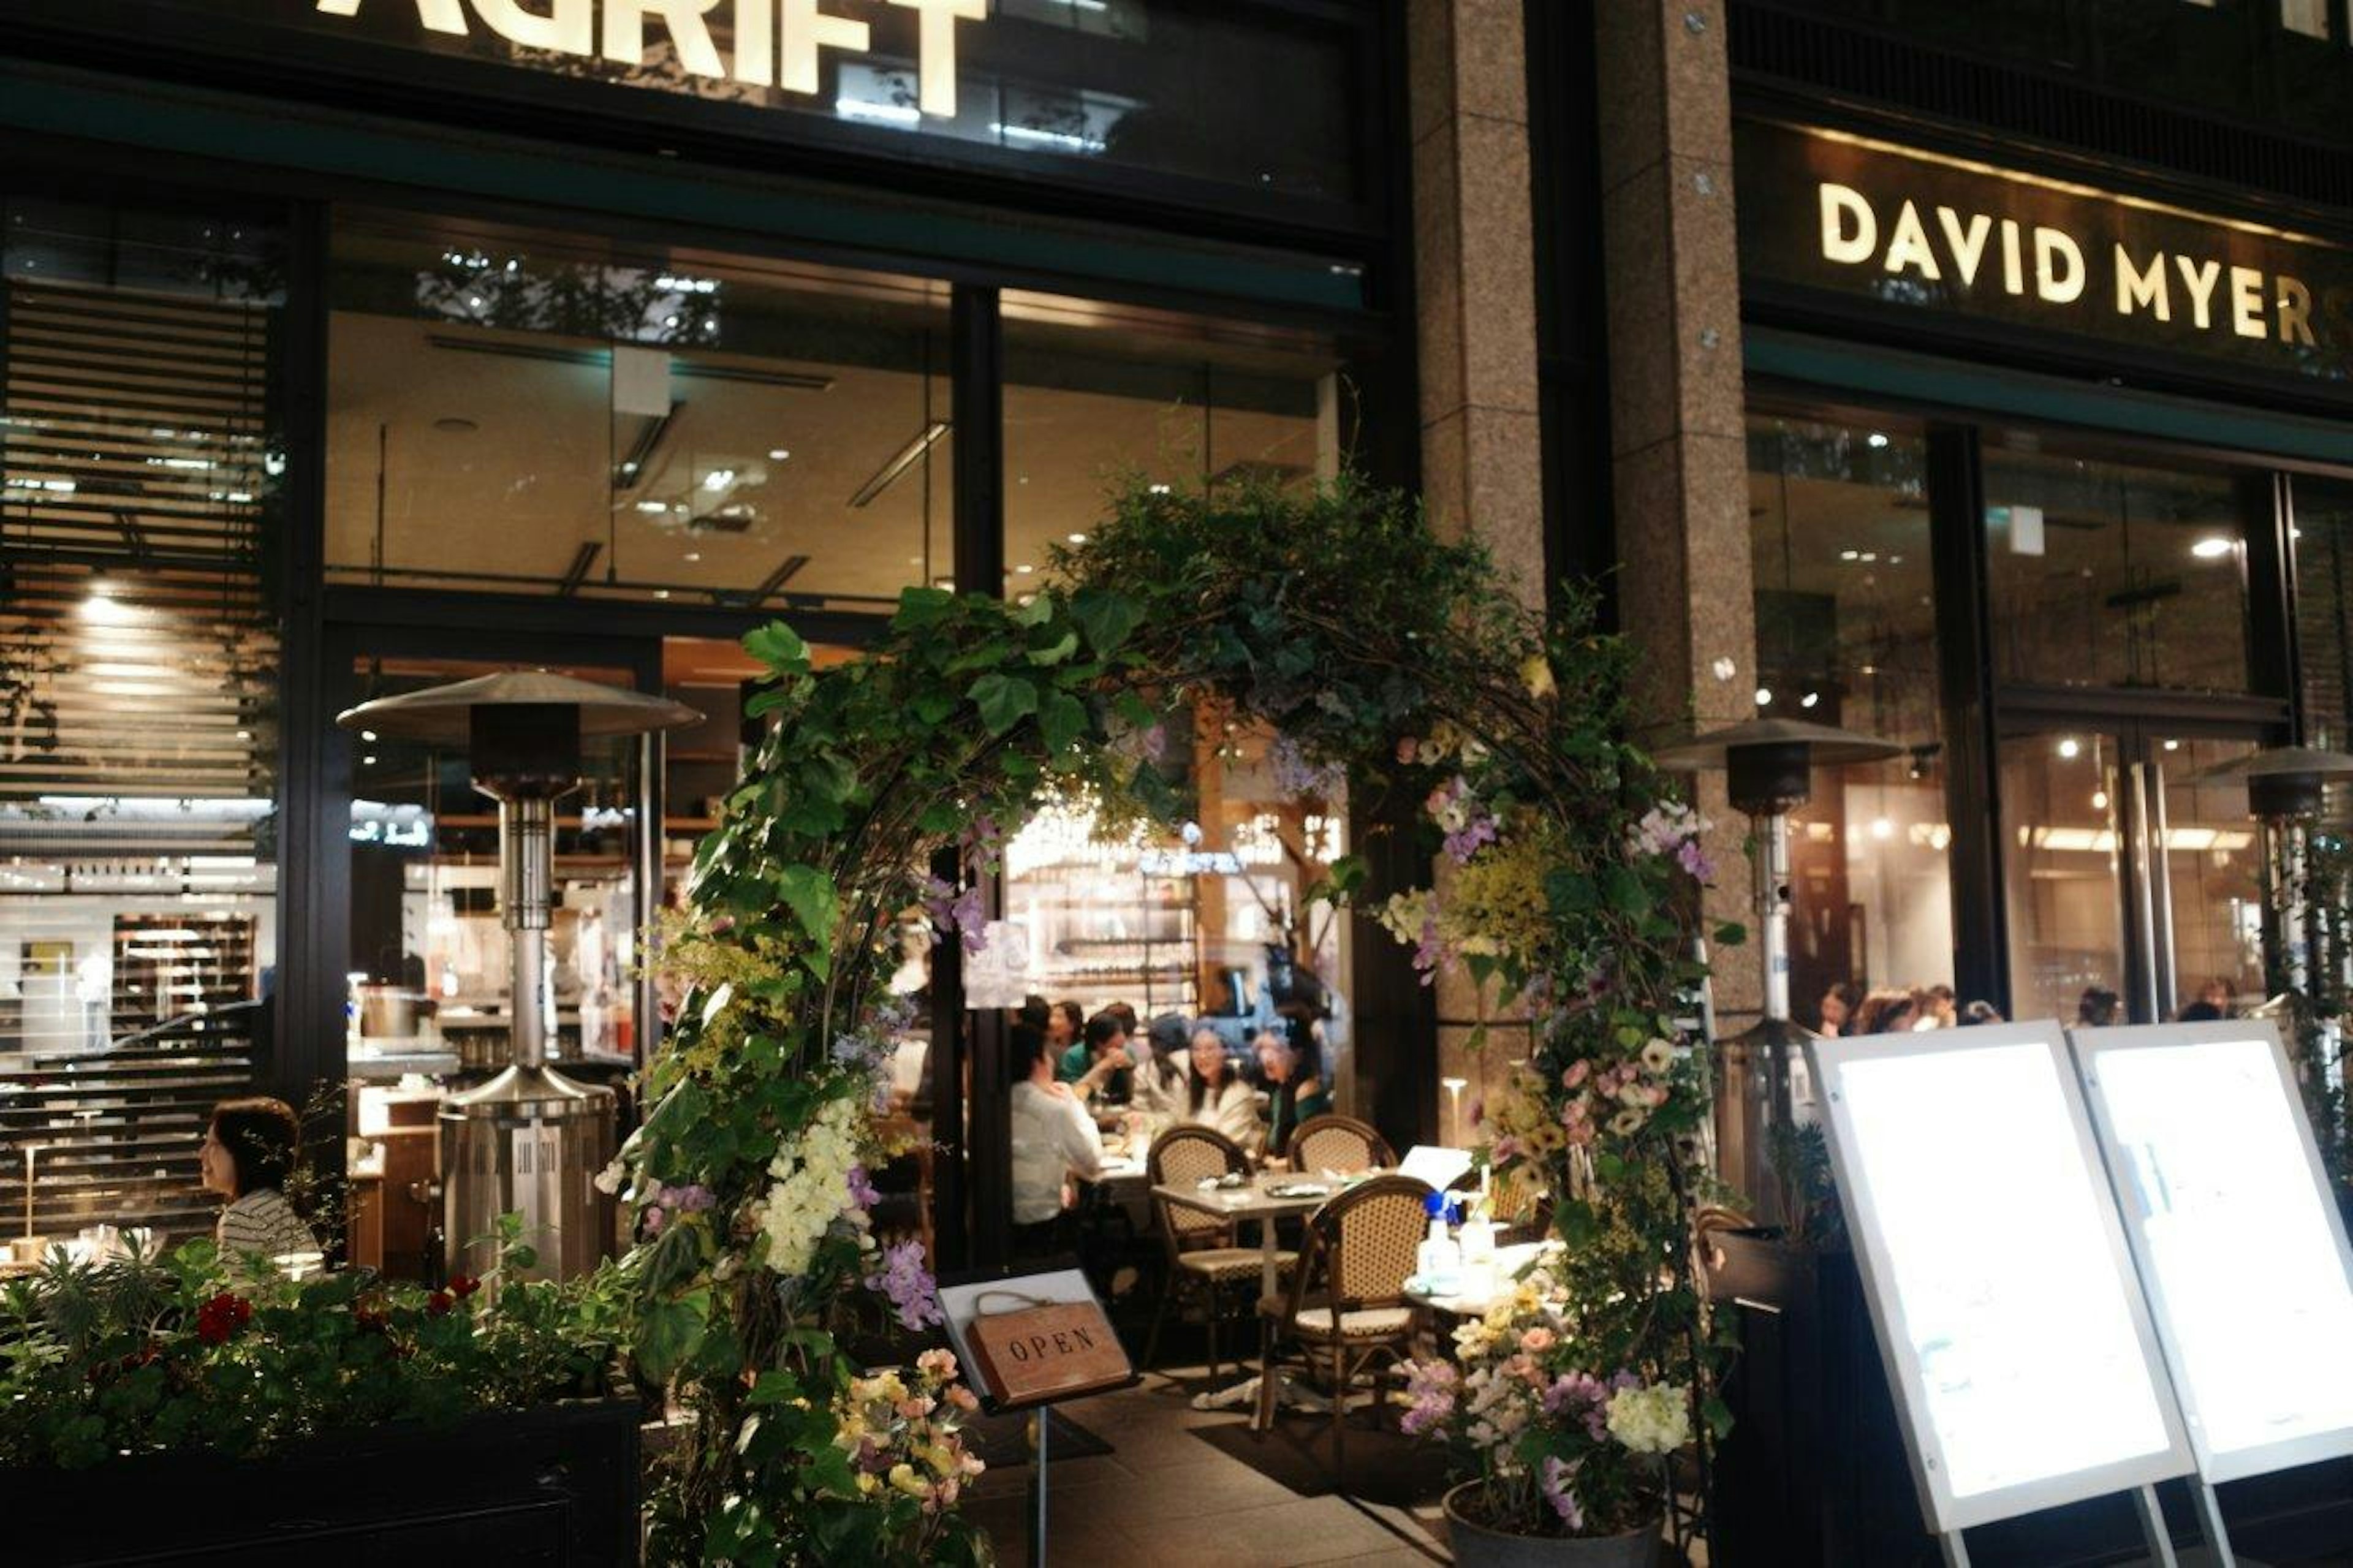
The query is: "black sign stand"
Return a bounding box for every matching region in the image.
[937,1257,1138,1567]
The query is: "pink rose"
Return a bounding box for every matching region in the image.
[1562,1060,1591,1089]
[1520,1327,1557,1353]
[1396,737,1419,764]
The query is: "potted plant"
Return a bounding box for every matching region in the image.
[0,1222,640,1562]
[1398,1270,1686,1566]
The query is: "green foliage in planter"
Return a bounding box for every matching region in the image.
[0,1219,616,1471]
[623,474,1735,1560]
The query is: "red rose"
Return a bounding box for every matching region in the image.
[194,1292,250,1346]
[426,1290,454,1317]
[354,1303,388,1335]
[448,1274,480,1300]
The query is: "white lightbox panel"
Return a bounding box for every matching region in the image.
[1807,1022,2194,1533]
[2072,1020,2353,1484]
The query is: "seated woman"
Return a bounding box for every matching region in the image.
[1127,1013,1192,1133]
[1181,1026,1262,1155]
[1010,1021,1105,1256]
[1255,1025,1333,1162]
[200,1096,320,1265]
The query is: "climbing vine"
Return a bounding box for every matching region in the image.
[612,476,1732,1561]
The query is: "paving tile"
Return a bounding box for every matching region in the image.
[1135,1494,1422,1567]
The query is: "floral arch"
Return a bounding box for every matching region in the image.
[615,477,1729,1562]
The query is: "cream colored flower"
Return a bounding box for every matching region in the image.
[1640,1038,1676,1074]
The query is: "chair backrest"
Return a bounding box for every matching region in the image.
[1289,1114,1395,1175]
[1148,1124,1249,1251]
[1297,1174,1434,1314]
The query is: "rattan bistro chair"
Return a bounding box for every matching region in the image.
[1287,1113,1395,1175]
[1254,1173,1434,1490]
[1143,1124,1295,1384]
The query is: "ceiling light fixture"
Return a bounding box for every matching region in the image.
[767,449,791,461]
[2058,737,2081,759]
[2191,536,2235,559]
[1754,687,1773,706]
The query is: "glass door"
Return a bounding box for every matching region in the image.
[1998,722,2263,1026]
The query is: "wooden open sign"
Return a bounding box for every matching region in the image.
[964,1297,1131,1411]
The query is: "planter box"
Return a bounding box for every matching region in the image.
[1708,1231,2353,1566]
[1709,1230,1921,1566]
[1,1397,642,1567]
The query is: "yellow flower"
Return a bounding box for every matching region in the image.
[857,1472,881,1496]
[1520,653,1557,700]
[889,1462,930,1499]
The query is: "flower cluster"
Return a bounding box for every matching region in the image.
[829,1350,986,1515]
[751,1093,871,1278]
[917,873,990,956]
[641,1183,716,1238]
[1629,800,1714,882]
[1427,775,1499,863]
[193,1292,251,1346]
[1268,733,1345,800]
[863,1238,944,1333]
[1399,1271,1690,1539]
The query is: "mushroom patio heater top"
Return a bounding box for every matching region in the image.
[1653,716,1903,1227]
[338,671,700,1282]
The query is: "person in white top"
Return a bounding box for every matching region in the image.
[1009,1022,1104,1244]
[1181,1028,1263,1155]
[200,1096,321,1266]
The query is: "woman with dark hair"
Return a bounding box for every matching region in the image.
[1817,981,1862,1037]
[199,1096,318,1261]
[1129,1013,1191,1130]
[1254,1026,1332,1161]
[1847,988,1920,1038]
[1183,1027,1262,1154]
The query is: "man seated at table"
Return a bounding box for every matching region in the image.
[1055,1010,1136,1104]
[1012,1020,1105,1256]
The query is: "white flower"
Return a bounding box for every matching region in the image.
[1608,1108,1646,1137]
[1639,1038,1676,1074]
[592,1157,627,1195]
[1605,1383,1691,1455]
[752,1093,869,1278]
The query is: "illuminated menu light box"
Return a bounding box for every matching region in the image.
[2073,1020,2353,1486]
[1806,1022,2195,1536]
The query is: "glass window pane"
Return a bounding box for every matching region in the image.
[0,195,285,1241]
[346,657,642,1067]
[328,213,950,607]
[1984,436,2252,693]
[2281,0,2331,39]
[1000,292,1341,592]
[1999,729,2128,1028]
[2294,475,2353,757]
[2154,735,2265,1015]
[1746,412,1955,1022]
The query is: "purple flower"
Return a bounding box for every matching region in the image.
[865,1239,945,1332]
[656,1183,715,1214]
[960,814,1006,872]
[1540,1455,1585,1530]
[1413,915,1445,985]
[1676,836,1715,881]
[847,1165,881,1211]
[919,873,991,955]
[1137,722,1167,761]
[1398,1360,1459,1437]
[1544,1372,1612,1441]
[1268,735,1344,800]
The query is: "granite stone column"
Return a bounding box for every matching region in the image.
[1409,0,1548,1131]
[1593,0,1759,1026]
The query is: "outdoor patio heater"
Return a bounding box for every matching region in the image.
[2205,746,2353,1110]
[1653,716,1902,1227]
[338,671,700,1282]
